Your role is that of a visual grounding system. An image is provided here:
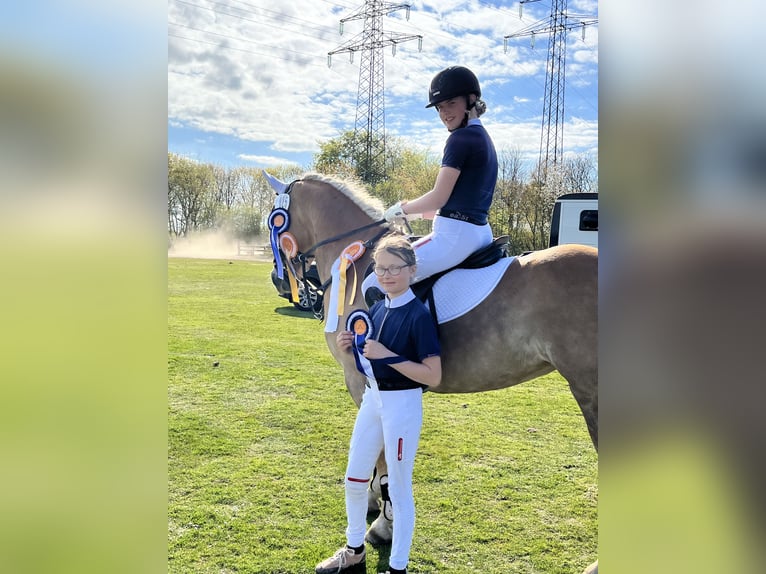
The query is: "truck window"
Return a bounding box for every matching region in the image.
[579,210,598,231]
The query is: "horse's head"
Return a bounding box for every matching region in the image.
[262,171,386,282]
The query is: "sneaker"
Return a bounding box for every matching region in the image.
[315,546,366,574]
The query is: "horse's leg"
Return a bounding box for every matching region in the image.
[365,452,393,546]
[539,250,598,451]
[547,363,598,574]
[564,370,599,452]
[544,335,597,449]
[368,460,381,513]
[555,358,598,451]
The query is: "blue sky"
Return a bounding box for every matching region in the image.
[169,0,598,172]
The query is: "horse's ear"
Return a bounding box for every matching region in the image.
[262,170,289,195]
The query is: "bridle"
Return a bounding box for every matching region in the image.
[268,179,390,306]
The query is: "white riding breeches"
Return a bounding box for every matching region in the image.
[344,388,423,570]
[362,215,492,294]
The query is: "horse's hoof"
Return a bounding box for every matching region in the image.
[363,528,389,547]
[365,515,393,547]
[582,560,598,574]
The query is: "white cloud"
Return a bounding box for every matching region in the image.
[169,0,598,164]
[237,154,300,166]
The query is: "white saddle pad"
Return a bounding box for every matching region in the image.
[430,257,515,324]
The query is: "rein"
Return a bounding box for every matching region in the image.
[299,218,388,260]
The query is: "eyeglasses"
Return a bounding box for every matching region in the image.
[373,264,411,277]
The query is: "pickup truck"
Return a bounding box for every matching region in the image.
[549,192,598,248]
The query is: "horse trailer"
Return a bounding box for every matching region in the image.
[549,193,598,249]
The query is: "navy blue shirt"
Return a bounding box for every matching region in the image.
[439,119,498,225]
[368,289,440,391]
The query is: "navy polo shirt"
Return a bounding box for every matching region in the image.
[368,289,440,391]
[439,118,498,225]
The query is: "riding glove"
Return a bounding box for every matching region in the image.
[384,201,405,222]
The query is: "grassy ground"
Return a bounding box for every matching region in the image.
[168,258,597,574]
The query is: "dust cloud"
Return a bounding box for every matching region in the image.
[167,230,270,261]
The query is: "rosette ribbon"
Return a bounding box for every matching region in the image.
[336,241,366,317]
[278,232,300,303]
[267,208,290,279]
[346,310,382,408]
[324,241,366,333]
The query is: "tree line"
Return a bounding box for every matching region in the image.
[168,131,597,254]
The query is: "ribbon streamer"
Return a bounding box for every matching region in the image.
[279,232,300,303]
[336,241,367,317]
[324,257,342,333]
[337,254,352,317]
[346,310,382,408]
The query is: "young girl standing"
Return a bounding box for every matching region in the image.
[316,235,442,574]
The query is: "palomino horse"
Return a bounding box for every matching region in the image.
[266,172,598,573]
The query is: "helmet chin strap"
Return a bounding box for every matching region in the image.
[448,97,476,132]
[458,105,475,130]
[448,112,470,133]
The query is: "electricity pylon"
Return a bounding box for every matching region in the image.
[328,1,422,184]
[504,0,597,183]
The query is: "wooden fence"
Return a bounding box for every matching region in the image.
[237,241,271,258]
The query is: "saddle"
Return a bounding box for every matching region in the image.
[410,235,510,303]
[364,236,511,324]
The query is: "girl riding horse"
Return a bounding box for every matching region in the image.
[362,66,498,302]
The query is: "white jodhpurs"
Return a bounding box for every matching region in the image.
[344,388,423,570]
[363,215,492,295]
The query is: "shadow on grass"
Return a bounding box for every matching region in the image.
[366,511,392,572]
[372,544,391,573]
[274,306,317,319]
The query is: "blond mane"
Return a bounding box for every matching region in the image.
[302,172,383,220]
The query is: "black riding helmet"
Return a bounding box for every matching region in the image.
[425,66,481,108]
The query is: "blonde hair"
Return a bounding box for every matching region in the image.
[372,234,416,267]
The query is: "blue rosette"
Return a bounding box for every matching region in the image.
[346,309,374,375]
[267,208,290,279]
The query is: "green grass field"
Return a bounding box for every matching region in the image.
[168,258,597,574]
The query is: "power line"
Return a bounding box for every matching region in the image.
[171,0,337,43]
[169,22,329,63]
[504,0,597,181]
[168,32,333,69]
[327,1,423,184]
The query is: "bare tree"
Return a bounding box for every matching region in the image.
[234,169,267,239]
[167,142,597,251]
[212,165,241,211]
[563,154,598,194]
[490,147,532,251]
[522,161,563,250]
[168,154,181,236]
[232,165,304,239]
